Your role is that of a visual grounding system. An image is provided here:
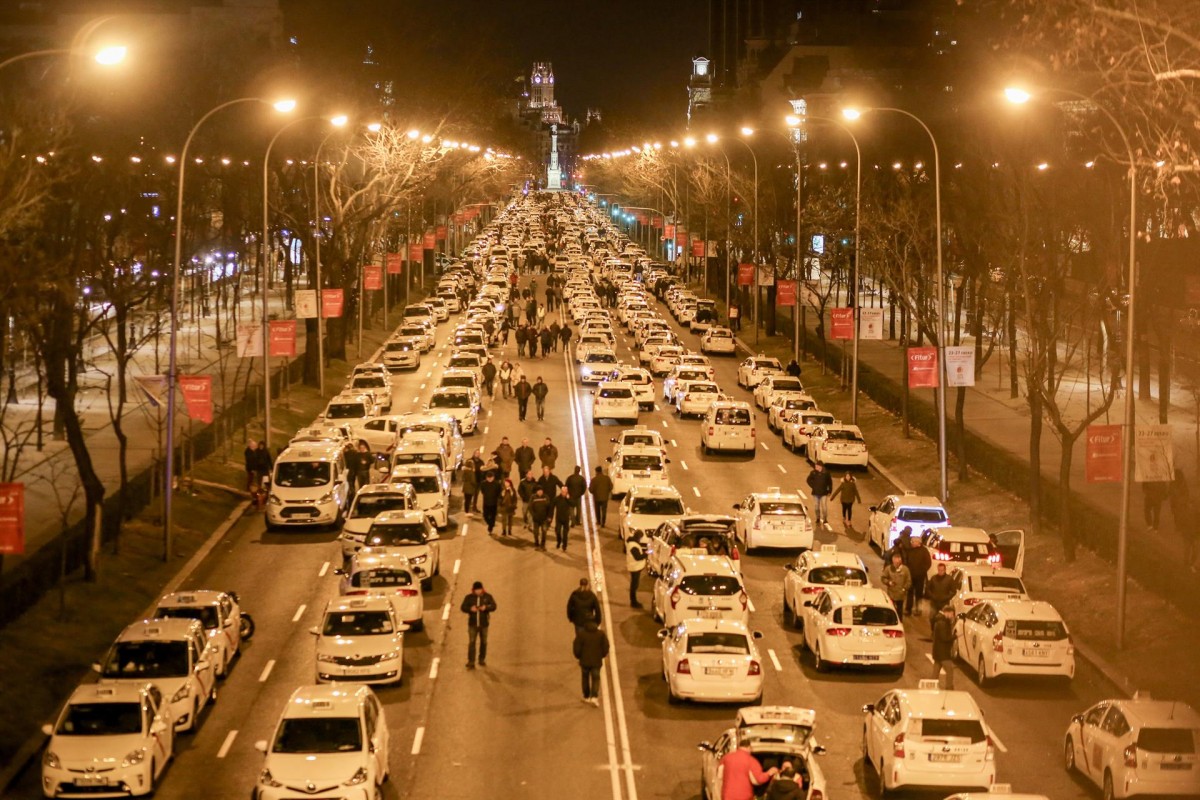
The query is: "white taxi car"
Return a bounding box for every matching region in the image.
[659,619,763,705]
[699,707,828,800]
[310,596,407,685]
[360,509,441,590]
[955,599,1075,685]
[346,373,392,415]
[766,394,818,433]
[943,788,1048,800]
[610,425,666,454]
[662,365,712,404]
[610,365,656,409]
[733,489,814,552]
[381,338,420,370]
[608,444,670,498]
[647,514,740,578]
[592,380,640,425]
[863,680,997,794]
[736,355,784,389]
[867,491,950,552]
[254,684,389,800]
[394,323,434,352]
[781,409,836,453]
[619,485,687,542]
[753,374,805,410]
[649,345,686,376]
[652,553,749,628]
[700,327,737,355]
[41,683,174,798]
[321,392,376,424]
[338,483,418,562]
[701,400,756,455]
[782,544,871,629]
[802,584,905,672]
[387,463,449,529]
[1065,695,1200,799]
[152,590,244,678]
[337,551,424,631]
[424,386,480,435]
[580,349,619,384]
[948,564,1030,618]
[924,527,1002,577]
[674,379,721,418]
[808,422,869,468]
[677,353,716,377]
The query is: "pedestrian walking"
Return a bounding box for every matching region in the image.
[532,376,549,420]
[566,466,587,526]
[244,440,261,504]
[553,486,573,550]
[930,604,957,689]
[785,359,801,378]
[719,739,777,800]
[1170,469,1197,570]
[479,472,503,535]
[806,463,833,525]
[494,437,516,480]
[253,441,273,510]
[481,358,497,397]
[499,479,518,536]
[515,326,528,358]
[573,619,609,706]
[1144,479,1169,531]
[566,578,602,632]
[626,530,647,607]
[829,473,860,527]
[549,320,561,351]
[537,465,563,497]
[881,551,913,619]
[499,360,514,398]
[904,533,931,616]
[558,323,572,351]
[460,581,497,669]
[926,563,955,616]
[515,438,536,477]
[589,465,614,527]
[518,470,538,527]
[538,437,559,470]
[352,440,373,495]
[529,488,551,549]
[461,461,479,515]
[514,376,532,421]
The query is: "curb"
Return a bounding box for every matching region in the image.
[0,498,252,794]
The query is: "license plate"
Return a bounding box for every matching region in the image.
[1161,763,1193,770]
[853,654,880,661]
[696,610,722,619]
[345,665,379,674]
[1022,648,1049,657]
[928,753,962,763]
[705,667,735,677]
[76,776,109,786]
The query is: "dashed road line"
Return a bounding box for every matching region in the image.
[429,658,440,680]
[692,486,701,497]
[216,730,238,759]
[760,442,770,451]
[411,726,426,755]
[318,561,330,577]
[680,460,689,471]
[670,439,678,447]
[767,649,784,672]
[420,383,426,389]
[747,597,756,613]
[291,604,306,623]
[777,464,787,474]
[441,603,451,621]
[412,395,420,403]
[460,522,468,537]
[453,558,461,574]
[661,419,669,428]
[259,659,276,682]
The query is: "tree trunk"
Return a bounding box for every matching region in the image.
[1007,296,1019,399]
[955,386,968,481]
[1028,386,1042,538]
[1058,427,1077,562]
[1158,322,1172,424]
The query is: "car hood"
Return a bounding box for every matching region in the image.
[264,752,366,788]
[316,634,402,659]
[51,733,151,765]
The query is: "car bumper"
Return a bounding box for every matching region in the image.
[889,760,994,791]
[1122,769,1200,797]
[267,502,340,527]
[818,451,869,467]
[595,406,639,421]
[703,437,755,452]
[664,608,748,628]
[384,355,420,369]
[746,527,814,550]
[669,674,762,702]
[822,638,906,667]
[258,784,375,800]
[991,653,1075,679]
[679,400,713,415]
[43,763,154,798]
[317,661,402,684]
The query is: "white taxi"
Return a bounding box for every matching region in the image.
[659,619,763,705]
[1065,695,1200,799]
[346,373,393,414]
[387,463,449,529]
[152,590,244,678]
[610,365,656,409]
[254,684,389,800]
[321,392,376,424]
[662,365,712,403]
[592,380,640,425]
[802,584,905,672]
[808,422,869,468]
[608,444,670,498]
[733,489,814,552]
[337,483,418,562]
[782,544,871,629]
[736,355,784,389]
[766,394,818,433]
[619,484,687,542]
[580,349,619,384]
[610,425,666,453]
[863,681,997,794]
[652,553,749,628]
[674,379,721,418]
[647,514,740,578]
[955,599,1075,685]
[699,707,828,800]
[424,386,480,435]
[41,683,174,798]
[310,596,407,685]
[701,400,756,455]
[649,345,686,376]
[753,374,805,410]
[948,564,1030,618]
[337,550,424,631]
[700,327,737,355]
[394,323,434,352]
[381,338,420,370]
[867,492,951,552]
[360,509,441,590]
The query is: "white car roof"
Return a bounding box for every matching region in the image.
[986,598,1065,622]
[748,488,804,503]
[628,484,681,498]
[954,563,1022,581]
[822,585,889,606]
[738,705,816,729]
[115,617,203,642]
[324,595,394,615]
[390,463,443,477]
[1111,697,1200,728]
[799,545,867,569]
[673,553,739,576]
[675,617,752,635]
[935,526,992,543]
[67,682,151,705]
[157,589,225,608]
[895,681,985,719]
[282,684,372,719]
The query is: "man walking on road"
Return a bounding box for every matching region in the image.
[904,533,932,616]
[461,581,497,669]
[515,438,536,478]
[829,473,860,528]
[805,463,833,525]
[567,578,602,633]
[926,563,955,616]
[566,466,587,526]
[930,605,956,688]
[481,358,497,397]
[538,437,558,470]
[573,619,609,706]
[553,486,573,550]
[529,487,551,549]
[494,437,516,480]
[882,551,913,619]
[626,531,647,608]
[479,472,503,535]
[532,376,549,421]
[588,465,614,527]
[514,376,532,421]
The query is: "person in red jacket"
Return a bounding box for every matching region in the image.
[719,739,778,800]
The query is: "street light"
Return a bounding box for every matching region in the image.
[843,104,947,501]
[164,96,295,560]
[313,115,350,396]
[1005,84,1138,648]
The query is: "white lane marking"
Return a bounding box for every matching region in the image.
[460,522,468,536]
[692,486,701,497]
[767,649,784,672]
[760,441,770,451]
[453,558,461,574]
[411,726,426,755]
[671,439,678,447]
[989,728,1009,753]
[318,561,330,577]
[420,383,426,389]
[412,395,420,403]
[777,464,788,474]
[291,604,306,622]
[259,659,276,682]
[797,489,808,500]
[425,371,433,378]
[429,657,440,680]
[484,425,490,434]
[216,729,238,758]
[661,419,669,428]
[747,597,756,613]
[680,460,689,471]
[441,603,451,621]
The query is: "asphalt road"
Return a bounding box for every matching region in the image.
[13,274,1119,800]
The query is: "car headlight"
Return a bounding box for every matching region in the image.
[317,492,333,504]
[382,649,402,660]
[42,750,60,769]
[343,766,369,786]
[170,683,192,703]
[268,493,283,505]
[121,748,146,768]
[317,653,339,663]
[259,768,283,788]
[409,554,427,564]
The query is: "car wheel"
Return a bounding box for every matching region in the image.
[862,727,872,766]
[1103,770,1115,800]
[1064,737,1076,773]
[814,643,828,672]
[977,656,991,687]
[421,577,433,591]
[782,594,795,627]
[667,685,681,705]
[700,775,710,800]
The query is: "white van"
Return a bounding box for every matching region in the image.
[701,400,757,455]
[266,443,351,531]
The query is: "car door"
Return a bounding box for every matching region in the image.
[145,687,173,769]
[991,529,1026,575]
[865,692,895,763]
[958,603,989,664]
[191,632,215,705]
[1092,706,1129,786]
[219,595,240,662]
[804,592,832,651]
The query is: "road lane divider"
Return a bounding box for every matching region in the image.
[679,460,689,471]
[216,730,238,759]
[692,487,701,498]
[452,558,461,575]
[767,649,784,672]
[429,657,440,680]
[441,603,451,621]
[291,604,306,623]
[318,561,330,577]
[259,659,276,682]
[411,726,425,755]
[777,464,787,474]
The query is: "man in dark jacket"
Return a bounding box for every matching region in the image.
[539,327,553,358]
[588,466,614,527]
[531,376,549,420]
[518,470,538,527]
[514,377,532,421]
[573,619,609,706]
[549,320,561,351]
[528,487,551,549]
[567,578,602,632]
[460,581,497,669]
[552,486,573,550]
[904,533,933,616]
[565,466,587,526]
[558,323,572,350]
[538,437,558,469]
[926,563,955,616]
[930,605,956,688]
[514,438,536,477]
[537,465,562,498]
[481,359,497,397]
[478,472,504,535]
[805,463,833,525]
[494,437,516,480]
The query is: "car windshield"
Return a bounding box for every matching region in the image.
[630,497,684,515]
[1004,619,1068,640]
[621,455,662,471]
[350,569,414,589]
[430,393,470,409]
[275,461,331,488]
[586,353,617,364]
[687,632,749,654]
[365,523,427,546]
[826,429,864,442]
[772,379,803,391]
[941,541,991,559]
[272,718,362,754]
[352,376,387,389]
[688,383,718,394]
[677,370,707,381]
[714,408,751,425]
[802,414,833,425]
[600,388,633,399]
[400,327,425,337]
[975,576,1026,593]
[709,332,732,340]
[442,376,475,388]
[679,575,741,596]
[154,606,218,630]
[322,610,393,636]
[838,604,899,626]
[753,360,781,370]
[393,452,442,467]
[784,399,814,410]
[102,641,189,679]
[760,502,804,515]
[915,719,987,743]
[351,495,412,518]
[898,508,947,523]
[392,476,440,493]
[1138,728,1197,754]
[385,342,412,352]
[56,703,143,736]
[326,403,366,419]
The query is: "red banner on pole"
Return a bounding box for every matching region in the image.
[676,235,687,249]
[907,346,939,388]
[179,375,213,424]
[321,289,345,319]
[664,223,675,239]
[738,263,755,286]
[831,307,854,339]
[1086,424,1124,483]
[423,231,436,249]
[651,216,662,228]
[268,320,297,357]
[0,483,25,555]
[408,243,423,262]
[691,239,705,258]
[634,211,648,224]
[776,280,796,307]
[364,264,383,291]
[385,253,403,275]
[436,225,447,241]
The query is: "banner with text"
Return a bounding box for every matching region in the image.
[945,345,976,387]
[236,323,263,357]
[1134,424,1175,483]
[322,289,345,319]
[294,290,317,319]
[408,243,423,263]
[179,375,214,424]
[907,346,939,388]
[436,225,447,241]
[0,483,25,555]
[364,264,383,291]
[691,239,705,258]
[651,216,662,228]
[737,263,755,286]
[269,320,297,357]
[831,308,854,339]
[757,265,773,287]
[385,252,403,275]
[664,223,675,239]
[776,280,796,307]
[1086,424,1123,483]
[423,231,435,249]
[859,307,884,340]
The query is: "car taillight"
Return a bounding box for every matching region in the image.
[707,427,715,436]
[986,736,996,761]
[670,588,681,609]
[677,658,691,674]
[801,586,823,594]
[934,551,952,561]
[730,547,739,561]
[883,629,904,638]
[1123,744,1138,768]
[809,792,823,800]
[346,590,368,596]
[747,660,761,676]
[893,733,906,758]
[988,552,1002,565]
[738,591,748,610]
[827,627,852,636]
[963,597,981,606]
[992,633,1005,652]
[397,589,419,597]
[751,428,757,437]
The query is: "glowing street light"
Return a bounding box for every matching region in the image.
[94,45,126,65]
[1003,86,1032,105]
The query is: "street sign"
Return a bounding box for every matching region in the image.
[907,346,939,388]
[385,253,403,275]
[294,290,317,319]
[0,483,25,555]
[1134,424,1174,483]
[408,243,423,262]
[737,263,755,286]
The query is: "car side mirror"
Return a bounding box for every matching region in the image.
[309,626,320,636]
[397,623,411,632]
[752,630,764,640]
[803,601,813,607]
[1071,713,1084,724]
[609,438,617,444]
[41,723,53,736]
[784,564,795,572]
[861,703,875,714]
[732,503,741,510]
[333,568,346,576]
[255,740,269,753]
[151,719,168,734]
[195,659,210,672]
[957,613,967,619]
[656,628,671,640]
[812,744,827,755]
[868,505,877,513]
[91,662,102,673]
[697,741,714,753]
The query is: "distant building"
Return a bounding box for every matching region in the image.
[687,56,713,128]
[514,61,586,190]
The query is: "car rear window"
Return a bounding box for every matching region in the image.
[631,497,685,515]
[898,508,947,523]
[1138,728,1197,754]
[915,719,987,743]
[621,454,662,470]
[686,632,749,654]
[715,408,751,425]
[760,502,804,515]
[837,604,899,626]
[975,576,1026,593]
[940,542,991,559]
[1005,620,1068,640]
[808,566,868,586]
[600,388,633,399]
[679,575,742,596]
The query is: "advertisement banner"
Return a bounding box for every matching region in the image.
[321,289,345,319]
[0,483,25,555]
[664,223,675,239]
[134,375,169,408]
[1086,424,1123,483]
[776,280,797,307]
[676,234,687,250]
[737,263,755,286]
[907,346,939,388]
[859,307,884,340]
[691,239,705,258]
[708,240,719,257]
[294,290,317,319]
[945,345,976,387]
[634,211,647,224]
[757,265,773,287]
[651,216,662,228]
[408,243,423,263]
[423,231,435,249]
[179,375,213,424]
[363,264,383,291]
[831,308,854,339]
[385,253,403,275]
[235,323,263,357]
[436,225,447,241]
[269,320,297,357]
[1134,424,1175,483]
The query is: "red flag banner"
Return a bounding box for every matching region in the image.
[179,375,213,424]
[364,264,383,291]
[691,239,705,258]
[385,253,403,275]
[423,231,435,249]
[831,307,854,339]
[408,243,423,262]
[664,223,675,239]
[651,216,662,228]
[776,280,796,307]
[907,346,939,388]
[737,263,755,286]
[269,320,297,357]
[676,235,687,249]
[635,211,648,224]
[1086,424,1124,483]
[436,225,447,241]
[0,483,24,555]
[321,289,345,319]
